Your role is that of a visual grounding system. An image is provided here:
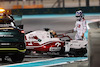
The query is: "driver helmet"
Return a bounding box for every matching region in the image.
[50,30,57,38]
[76,10,84,21]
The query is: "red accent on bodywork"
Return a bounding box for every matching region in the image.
[34,41,64,52]
[25,36,27,40]
[26,42,30,46]
[32,42,40,46]
[26,41,64,52]
[33,36,38,39]
[26,41,40,46]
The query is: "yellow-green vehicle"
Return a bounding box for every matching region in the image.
[0,14,26,63]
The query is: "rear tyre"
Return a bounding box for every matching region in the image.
[10,53,25,63]
[69,48,87,57]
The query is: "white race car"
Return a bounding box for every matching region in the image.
[25,29,87,56]
[58,34,87,57]
[25,29,65,56]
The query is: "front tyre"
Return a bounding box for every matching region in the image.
[10,53,25,63]
[59,47,65,55]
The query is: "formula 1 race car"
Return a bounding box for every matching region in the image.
[25,29,87,57]
[58,34,87,56]
[25,29,65,56]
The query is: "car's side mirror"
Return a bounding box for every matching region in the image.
[17,25,23,29]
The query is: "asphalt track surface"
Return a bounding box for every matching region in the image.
[22,15,100,33]
[22,15,100,39]
[0,14,100,66]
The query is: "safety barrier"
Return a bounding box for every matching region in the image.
[11,6,100,15]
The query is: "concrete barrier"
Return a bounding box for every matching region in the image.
[88,29,100,67]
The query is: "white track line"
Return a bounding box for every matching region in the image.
[1,57,62,67]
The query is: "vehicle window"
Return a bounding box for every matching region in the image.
[0,18,15,27]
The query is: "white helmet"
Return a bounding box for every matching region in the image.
[76,10,84,21]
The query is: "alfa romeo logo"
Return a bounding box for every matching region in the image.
[55,42,61,47]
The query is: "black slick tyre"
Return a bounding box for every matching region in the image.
[10,53,25,63]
